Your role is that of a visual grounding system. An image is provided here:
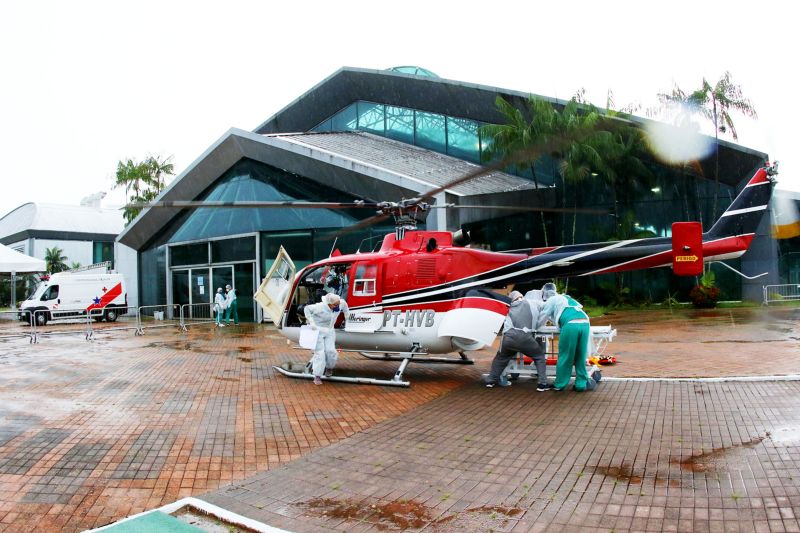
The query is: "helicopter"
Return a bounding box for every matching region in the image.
[243,162,778,386]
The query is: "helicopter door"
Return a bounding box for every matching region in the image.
[254,246,296,326]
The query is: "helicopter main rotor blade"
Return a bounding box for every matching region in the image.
[429,204,609,215]
[418,131,597,201]
[128,200,382,210]
[321,212,393,238]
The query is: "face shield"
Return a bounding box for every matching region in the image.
[541,282,557,301]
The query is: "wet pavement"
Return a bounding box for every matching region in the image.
[0,306,797,532]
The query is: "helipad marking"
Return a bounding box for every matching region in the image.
[602,374,800,383]
[87,496,291,533]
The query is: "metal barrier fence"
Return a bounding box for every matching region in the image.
[0,310,33,341]
[1,303,222,343]
[763,284,800,305]
[179,303,215,331]
[135,304,180,335]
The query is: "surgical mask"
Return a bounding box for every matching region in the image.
[332,306,340,312]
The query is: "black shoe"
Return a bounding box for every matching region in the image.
[485,382,495,388]
[537,383,555,392]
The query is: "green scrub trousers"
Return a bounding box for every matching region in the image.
[554,320,591,391]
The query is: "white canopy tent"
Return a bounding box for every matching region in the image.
[0,243,46,310]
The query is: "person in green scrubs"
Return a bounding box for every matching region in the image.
[224,284,239,325]
[537,282,593,391]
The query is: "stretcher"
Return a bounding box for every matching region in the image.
[503,324,617,380]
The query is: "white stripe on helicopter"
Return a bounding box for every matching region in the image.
[379,239,638,306]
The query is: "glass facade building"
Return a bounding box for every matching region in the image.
[122,66,773,316]
[138,159,392,316]
[310,100,747,302]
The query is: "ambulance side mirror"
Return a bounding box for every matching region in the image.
[672,222,703,276]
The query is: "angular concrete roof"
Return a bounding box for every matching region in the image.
[273,131,535,196]
[117,129,535,250]
[0,203,124,244]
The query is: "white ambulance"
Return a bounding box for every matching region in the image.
[19,264,127,326]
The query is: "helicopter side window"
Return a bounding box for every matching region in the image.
[353,264,377,297]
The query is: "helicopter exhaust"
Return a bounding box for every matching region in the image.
[452,228,471,247]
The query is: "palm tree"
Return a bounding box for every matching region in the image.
[479,94,613,246]
[114,155,175,224]
[659,72,757,220]
[44,247,68,274]
[143,155,174,193]
[547,96,615,244]
[479,96,559,244]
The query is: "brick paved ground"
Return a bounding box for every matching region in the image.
[0,306,797,532]
[591,306,800,378]
[204,379,800,533]
[0,324,479,532]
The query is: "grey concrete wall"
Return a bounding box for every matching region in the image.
[741,211,779,302]
[114,242,139,309]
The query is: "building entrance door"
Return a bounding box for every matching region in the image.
[171,264,256,322]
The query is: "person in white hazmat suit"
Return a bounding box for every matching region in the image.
[303,293,349,385]
[214,288,227,327]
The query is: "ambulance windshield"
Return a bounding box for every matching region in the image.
[24,280,46,301]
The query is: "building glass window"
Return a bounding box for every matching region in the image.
[167,160,362,244]
[211,236,255,263]
[170,243,208,266]
[331,103,358,131]
[446,117,480,163]
[385,106,415,144]
[415,111,446,152]
[140,245,166,307]
[93,242,114,264]
[261,231,314,273]
[356,102,385,135]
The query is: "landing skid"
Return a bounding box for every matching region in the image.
[273,363,410,387]
[359,351,474,365]
[274,345,461,387]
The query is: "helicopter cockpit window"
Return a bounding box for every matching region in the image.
[353,264,377,297]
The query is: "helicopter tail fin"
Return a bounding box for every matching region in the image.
[705,165,776,241]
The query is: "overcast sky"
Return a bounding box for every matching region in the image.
[1,0,796,219]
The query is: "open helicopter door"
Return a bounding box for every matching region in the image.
[254,246,296,325]
[671,222,703,276]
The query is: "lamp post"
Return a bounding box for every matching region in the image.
[10,270,16,311]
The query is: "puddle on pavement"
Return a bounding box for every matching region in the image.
[675,435,765,472]
[144,341,208,353]
[766,427,800,445]
[594,464,642,484]
[301,497,431,529]
[298,497,524,530]
[213,376,239,382]
[237,357,253,363]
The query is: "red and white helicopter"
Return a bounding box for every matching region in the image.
[245,162,778,386]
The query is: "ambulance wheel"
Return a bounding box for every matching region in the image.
[93,316,104,322]
[105,308,119,322]
[36,312,49,326]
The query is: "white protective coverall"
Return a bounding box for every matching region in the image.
[303,295,349,377]
[214,289,227,325]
